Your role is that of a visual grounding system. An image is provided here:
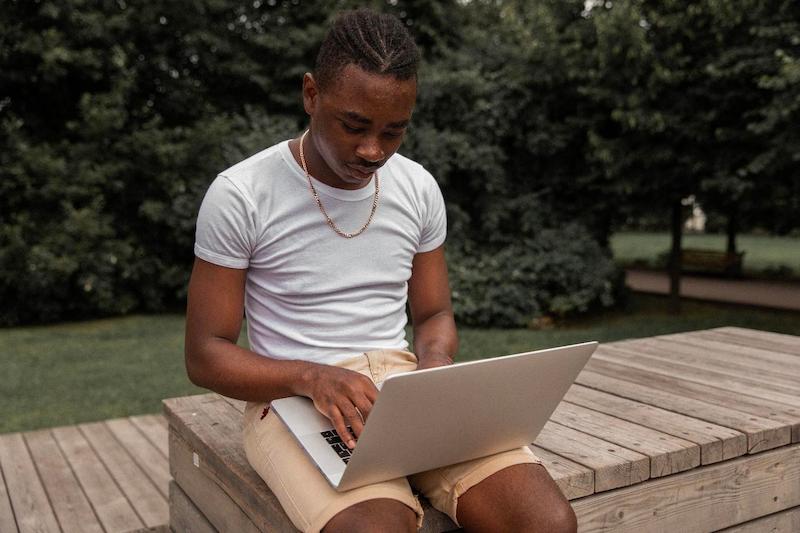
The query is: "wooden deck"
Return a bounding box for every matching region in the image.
[3,326,800,531]
[0,414,170,533]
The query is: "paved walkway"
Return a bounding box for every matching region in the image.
[626,269,800,311]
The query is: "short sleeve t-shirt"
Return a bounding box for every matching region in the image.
[194,140,447,365]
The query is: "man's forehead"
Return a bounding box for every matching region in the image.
[321,63,417,98]
[341,110,410,129]
[320,64,416,123]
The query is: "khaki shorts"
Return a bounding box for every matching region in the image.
[242,349,541,533]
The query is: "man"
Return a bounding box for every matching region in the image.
[185,8,576,533]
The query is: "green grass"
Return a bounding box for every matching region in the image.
[2,294,799,434]
[611,231,800,277]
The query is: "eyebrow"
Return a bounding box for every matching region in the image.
[342,111,409,129]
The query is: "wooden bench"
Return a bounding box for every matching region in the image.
[164,327,800,532]
[681,248,745,276]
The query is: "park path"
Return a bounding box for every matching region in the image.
[626,269,800,312]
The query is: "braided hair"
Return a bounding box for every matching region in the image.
[314,9,420,90]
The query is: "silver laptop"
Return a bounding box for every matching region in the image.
[270,341,596,491]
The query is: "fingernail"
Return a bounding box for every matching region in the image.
[348,440,355,448]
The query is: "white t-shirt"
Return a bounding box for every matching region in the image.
[194,140,447,365]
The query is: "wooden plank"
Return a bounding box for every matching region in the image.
[564,385,747,465]
[533,421,650,492]
[711,327,800,356]
[0,446,20,533]
[550,402,700,478]
[170,480,217,533]
[573,443,800,533]
[719,505,800,532]
[576,369,792,452]
[220,396,246,414]
[164,394,299,532]
[170,430,262,533]
[24,429,104,532]
[593,345,800,404]
[529,445,594,500]
[80,421,168,528]
[663,332,800,372]
[0,432,60,533]
[612,337,800,389]
[585,356,799,446]
[52,424,144,531]
[128,526,172,533]
[105,417,171,498]
[129,414,169,458]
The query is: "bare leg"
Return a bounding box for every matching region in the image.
[456,463,577,533]
[322,498,417,533]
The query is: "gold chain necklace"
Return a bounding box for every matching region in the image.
[299,130,379,239]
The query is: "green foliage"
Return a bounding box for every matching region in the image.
[448,225,621,327]
[8,0,795,327]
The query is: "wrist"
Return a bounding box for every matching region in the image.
[291,360,319,397]
[416,353,454,368]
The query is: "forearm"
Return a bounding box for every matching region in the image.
[186,339,317,403]
[412,311,458,367]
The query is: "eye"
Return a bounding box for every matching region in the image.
[341,122,365,134]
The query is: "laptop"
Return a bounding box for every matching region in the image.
[270,341,597,491]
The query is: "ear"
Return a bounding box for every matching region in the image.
[302,73,319,116]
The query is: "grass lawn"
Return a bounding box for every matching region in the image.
[2,293,798,434]
[611,231,800,278]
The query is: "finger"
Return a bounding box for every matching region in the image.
[353,395,374,424]
[363,382,379,403]
[340,405,364,443]
[327,406,355,450]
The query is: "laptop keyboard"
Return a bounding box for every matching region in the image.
[321,429,354,464]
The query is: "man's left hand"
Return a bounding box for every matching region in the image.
[415,354,454,371]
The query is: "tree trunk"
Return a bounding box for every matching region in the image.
[726,206,738,254]
[668,198,683,313]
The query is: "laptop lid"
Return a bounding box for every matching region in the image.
[272,341,597,491]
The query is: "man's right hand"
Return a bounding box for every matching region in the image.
[300,364,379,449]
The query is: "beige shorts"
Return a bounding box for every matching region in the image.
[242,349,541,533]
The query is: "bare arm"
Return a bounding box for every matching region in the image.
[184,258,377,447]
[407,245,459,369]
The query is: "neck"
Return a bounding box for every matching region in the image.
[296,131,371,191]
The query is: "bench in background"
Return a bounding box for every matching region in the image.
[681,248,745,276]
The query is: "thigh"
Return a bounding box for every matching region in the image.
[323,498,417,533]
[409,446,542,526]
[455,462,576,533]
[242,401,423,533]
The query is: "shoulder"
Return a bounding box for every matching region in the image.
[215,141,293,201]
[384,152,441,195]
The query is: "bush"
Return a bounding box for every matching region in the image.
[447,225,623,328]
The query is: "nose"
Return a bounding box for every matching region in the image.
[355,136,385,164]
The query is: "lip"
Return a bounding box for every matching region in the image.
[346,164,377,180]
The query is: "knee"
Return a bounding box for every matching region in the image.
[508,499,577,533]
[557,502,578,533]
[536,501,577,533]
[322,498,416,533]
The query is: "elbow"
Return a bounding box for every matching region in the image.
[184,345,212,389]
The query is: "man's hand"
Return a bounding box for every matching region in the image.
[415,354,454,371]
[300,364,379,449]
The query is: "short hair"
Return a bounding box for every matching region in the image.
[314,9,420,90]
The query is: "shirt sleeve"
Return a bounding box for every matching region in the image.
[418,174,447,253]
[194,175,257,269]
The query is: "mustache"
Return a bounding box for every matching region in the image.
[351,159,382,169]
